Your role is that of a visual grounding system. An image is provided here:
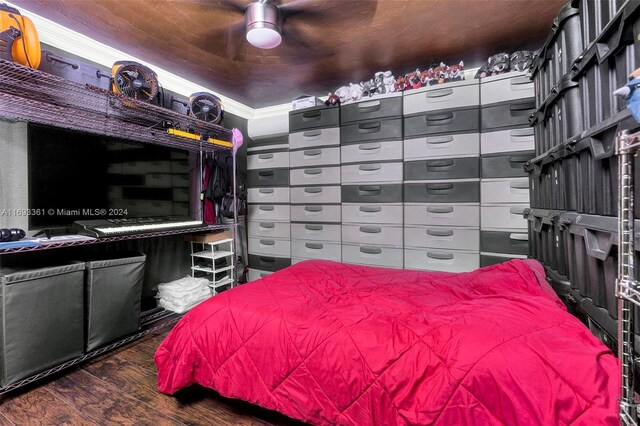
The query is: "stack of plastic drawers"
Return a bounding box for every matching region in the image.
[479,72,536,266]
[402,80,481,272]
[288,105,342,264]
[246,136,291,280]
[339,94,404,268]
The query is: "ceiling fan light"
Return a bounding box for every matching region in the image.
[245,1,282,49]
[246,25,282,49]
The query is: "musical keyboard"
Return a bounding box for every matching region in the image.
[72,216,205,238]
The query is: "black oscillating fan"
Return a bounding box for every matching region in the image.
[111,61,159,102]
[188,92,223,124]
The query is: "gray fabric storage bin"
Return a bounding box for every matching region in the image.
[77,252,146,351]
[0,263,85,386]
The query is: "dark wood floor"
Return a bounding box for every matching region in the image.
[0,322,306,426]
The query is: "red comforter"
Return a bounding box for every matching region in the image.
[155,260,619,425]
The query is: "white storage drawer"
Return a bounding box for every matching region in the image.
[290,186,341,204]
[481,178,530,204]
[290,147,340,168]
[480,72,534,105]
[289,127,340,150]
[247,204,290,222]
[248,237,291,257]
[248,268,272,281]
[403,80,479,115]
[290,166,341,186]
[404,133,479,160]
[291,223,341,242]
[341,140,403,164]
[342,203,403,225]
[248,220,291,239]
[342,244,404,268]
[247,187,290,204]
[480,204,528,230]
[404,203,480,227]
[480,128,535,154]
[404,248,479,273]
[341,224,403,247]
[291,240,342,261]
[341,162,403,184]
[290,205,341,223]
[247,151,289,170]
[404,226,479,251]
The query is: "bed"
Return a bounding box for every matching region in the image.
[155,259,619,425]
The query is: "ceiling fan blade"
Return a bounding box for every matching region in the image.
[281,0,378,24]
[203,21,247,61]
[208,0,247,14]
[278,24,334,62]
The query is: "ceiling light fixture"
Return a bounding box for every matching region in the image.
[245,1,282,49]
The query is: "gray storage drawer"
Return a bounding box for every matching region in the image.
[248,237,291,257]
[145,173,172,187]
[480,128,534,154]
[291,223,341,242]
[342,203,403,225]
[480,254,526,267]
[290,166,341,186]
[342,184,403,203]
[480,72,534,105]
[248,268,272,281]
[480,230,529,255]
[404,181,480,203]
[247,204,290,222]
[404,157,479,181]
[404,203,480,227]
[403,80,479,115]
[248,220,291,239]
[289,127,340,150]
[289,106,339,132]
[290,204,341,223]
[481,178,529,203]
[247,187,290,204]
[291,240,342,261]
[0,263,85,386]
[341,140,403,164]
[341,163,403,184]
[404,226,479,251]
[290,147,340,168]
[404,107,479,138]
[340,118,403,144]
[342,244,404,268]
[404,133,479,160]
[247,169,289,187]
[290,185,341,204]
[340,95,403,124]
[248,254,291,272]
[480,152,534,178]
[480,204,528,230]
[480,99,535,131]
[341,224,403,247]
[173,187,189,202]
[247,151,289,170]
[404,248,479,273]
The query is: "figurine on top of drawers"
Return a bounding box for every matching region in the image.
[474,51,535,78]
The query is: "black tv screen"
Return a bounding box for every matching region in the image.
[28,124,191,229]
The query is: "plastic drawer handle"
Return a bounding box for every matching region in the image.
[258,153,274,160]
[357,100,381,110]
[510,128,534,138]
[259,222,275,228]
[259,188,274,194]
[426,136,454,144]
[510,102,535,111]
[427,229,454,237]
[360,246,382,255]
[357,121,382,131]
[302,110,322,119]
[359,206,382,213]
[509,234,528,241]
[427,206,454,214]
[509,206,526,215]
[427,251,454,260]
[359,164,382,171]
[258,170,274,177]
[426,112,454,122]
[304,187,323,193]
[359,226,382,234]
[304,168,322,175]
[259,205,275,211]
[305,224,323,231]
[359,143,381,151]
[510,76,531,86]
[426,183,454,191]
[260,239,276,246]
[259,257,275,263]
[426,159,454,168]
[359,185,382,192]
[305,206,323,212]
[305,242,324,250]
[510,181,529,189]
[509,155,531,163]
[303,149,322,156]
[425,88,453,98]
[302,130,322,138]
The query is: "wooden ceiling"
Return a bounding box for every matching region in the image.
[13,0,566,108]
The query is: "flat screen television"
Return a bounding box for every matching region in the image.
[28,124,191,230]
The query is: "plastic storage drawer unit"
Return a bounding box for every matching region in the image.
[0,263,85,386]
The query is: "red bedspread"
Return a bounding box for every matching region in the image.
[155,260,619,425]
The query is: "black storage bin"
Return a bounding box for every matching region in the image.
[403,107,479,138]
[480,230,529,255]
[481,99,535,131]
[247,169,290,187]
[75,252,146,351]
[342,184,403,204]
[404,157,479,181]
[289,105,339,132]
[0,263,85,386]
[340,118,403,144]
[526,146,565,210]
[524,209,568,277]
[574,0,630,50]
[481,151,533,178]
